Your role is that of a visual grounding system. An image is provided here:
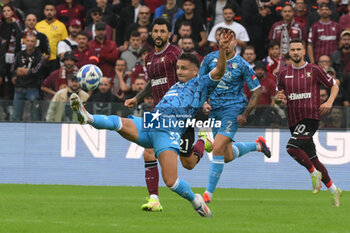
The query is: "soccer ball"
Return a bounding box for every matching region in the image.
[77,64,103,91]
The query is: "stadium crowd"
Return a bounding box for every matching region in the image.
[0,0,349,128]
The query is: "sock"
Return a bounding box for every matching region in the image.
[193,139,205,162]
[149,194,159,200]
[232,142,258,159]
[91,115,122,131]
[326,181,337,194]
[309,166,318,176]
[145,160,159,196]
[206,155,224,194]
[311,157,331,185]
[169,178,195,202]
[286,147,314,171]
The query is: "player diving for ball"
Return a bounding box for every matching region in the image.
[70,30,235,217]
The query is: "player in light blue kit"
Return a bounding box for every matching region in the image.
[198,28,272,203]
[69,30,235,218]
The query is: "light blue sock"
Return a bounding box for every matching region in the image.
[91,115,122,131]
[169,178,195,201]
[206,155,224,194]
[232,142,257,159]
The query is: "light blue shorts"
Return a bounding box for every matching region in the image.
[210,105,245,141]
[128,116,180,158]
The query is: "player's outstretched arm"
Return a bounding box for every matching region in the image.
[320,84,339,115]
[125,81,152,108]
[210,30,234,80]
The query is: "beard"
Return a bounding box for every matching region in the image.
[291,57,302,64]
[46,15,54,20]
[342,44,350,50]
[154,37,167,48]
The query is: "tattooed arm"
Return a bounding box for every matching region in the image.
[237,87,261,125]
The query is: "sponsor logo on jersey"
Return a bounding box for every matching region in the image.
[285,75,294,78]
[288,92,311,100]
[151,77,167,86]
[147,62,152,65]
[319,35,337,41]
[231,63,238,69]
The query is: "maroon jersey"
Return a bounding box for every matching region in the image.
[308,20,340,63]
[277,63,336,127]
[145,43,182,105]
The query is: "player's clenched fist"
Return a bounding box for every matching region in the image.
[275,89,285,105]
[125,97,138,108]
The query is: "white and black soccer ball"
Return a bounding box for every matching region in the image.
[77,64,103,91]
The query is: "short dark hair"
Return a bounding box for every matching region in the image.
[130,30,141,38]
[289,38,305,47]
[223,4,235,13]
[44,1,56,8]
[140,46,151,55]
[268,40,280,49]
[178,53,200,68]
[319,3,331,9]
[183,0,195,5]
[77,31,88,38]
[243,45,255,54]
[151,18,171,32]
[179,21,191,28]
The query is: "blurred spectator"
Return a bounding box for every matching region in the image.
[56,0,85,28]
[208,5,249,54]
[120,30,142,72]
[179,37,203,62]
[263,40,283,78]
[176,0,206,24]
[204,26,221,54]
[118,0,142,47]
[173,0,207,48]
[125,6,152,50]
[307,3,341,64]
[36,2,68,77]
[269,3,306,56]
[85,0,118,37]
[13,0,45,21]
[324,106,346,128]
[241,0,273,60]
[143,0,164,14]
[242,45,256,69]
[154,0,184,33]
[339,2,350,31]
[207,0,240,32]
[320,86,329,104]
[294,0,308,28]
[129,76,147,96]
[284,52,293,66]
[88,22,119,78]
[0,4,22,100]
[111,58,131,99]
[46,73,89,122]
[317,54,332,69]
[14,14,49,58]
[306,0,339,32]
[85,7,113,41]
[57,19,81,61]
[130,46,151,85]
[41,51,79,100]
[137,26,153,49]
[331,30,350,81]
[1,0,25,25]
[86,76,122,115]
[260,93,288,127]
[11,33,44,121]
[73,31,98,68]
[0,35,5,89]
[172,21,194,46]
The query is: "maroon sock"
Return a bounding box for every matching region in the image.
[193,139,205,161]
[287,147,314,171]
[145,160,159,196]
[311,157,331,185]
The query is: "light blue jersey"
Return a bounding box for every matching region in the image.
[198,51,260,110]
[154,73,219,135]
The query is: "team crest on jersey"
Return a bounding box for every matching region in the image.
[306,72,312,78]
[53,26,57,30]
[332,27,335,31]
[212,58,218,63]
[160,57,165,62]
[231,63,238,69]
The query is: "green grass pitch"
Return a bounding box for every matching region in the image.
[0,184,348,233]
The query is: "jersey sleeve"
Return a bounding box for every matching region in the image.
[192,73,220,102]
[243,65,260,91]
[198,54,211,76]
[315,66,336,88]
[276,70,284,91]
